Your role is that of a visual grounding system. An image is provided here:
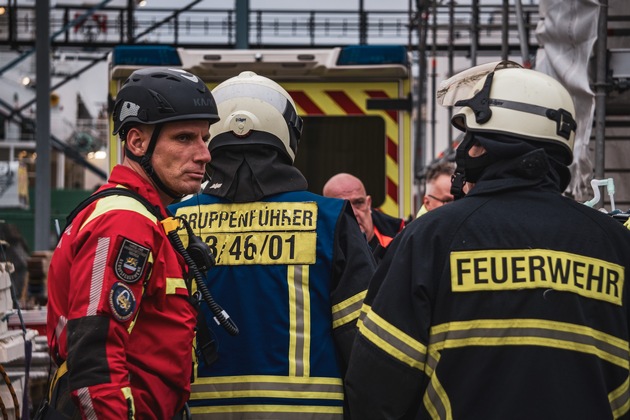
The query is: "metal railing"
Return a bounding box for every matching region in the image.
[0,4,539,53]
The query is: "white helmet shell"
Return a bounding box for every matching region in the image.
[209,71,302,163]
[449,64,576,163]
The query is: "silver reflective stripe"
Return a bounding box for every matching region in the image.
[429,319,629,369]
[609,376,630,418]
[424,374,449,420]
[192,376,343,396]
[288,265,310,377]
[332,290,366,329]
[87,237,109,316]
[189,408,342,419]
[77,387,98,420]
[54,315,67,344]
[359,309,427,370]
[190,376,344,418]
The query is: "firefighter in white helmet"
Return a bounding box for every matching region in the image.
[345,61,630,419]
[169,71,375,418]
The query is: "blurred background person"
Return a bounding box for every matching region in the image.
[416,160,456,218]
[323,172,405,262]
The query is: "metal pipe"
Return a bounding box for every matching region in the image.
[514,0,530,67]
[501,0,509,60]
[471,0,479,66]
[431,2,437,158]
[594,0,608,179]
[236,0,249,49]
[35,0,51,251]
[447,0,454,153]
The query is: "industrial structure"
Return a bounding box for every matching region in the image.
[0,0,628,248]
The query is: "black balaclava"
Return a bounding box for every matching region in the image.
[452,132,571,198]
[204,144,308,203]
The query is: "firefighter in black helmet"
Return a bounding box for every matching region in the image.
[345,61,630,419]
[45,67,218,419]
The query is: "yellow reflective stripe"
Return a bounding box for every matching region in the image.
[359,309,427,370]
[192,389,342,400]
[302,266,311,377]
[423,373,452,420]
[194,375,342,385]
[288,265,298,376]
[288,265,310,376]
[190,404,343,416]
[79,190,158,232]
[121,386,135,420]
[332,290,366,329]
[190,375,344,408]
[356,302,370,328]
[430,319,629,369]
[610,376,630,419]
[166,277,187,294]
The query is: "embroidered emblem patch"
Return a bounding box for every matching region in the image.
[109,282,136,322]
[115,238,150,283]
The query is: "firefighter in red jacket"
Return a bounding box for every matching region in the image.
[44,67,219,419]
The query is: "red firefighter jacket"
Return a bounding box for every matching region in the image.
[47,165,197,419]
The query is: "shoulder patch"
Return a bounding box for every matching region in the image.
[109,282,136,322]
[115,238,150,283]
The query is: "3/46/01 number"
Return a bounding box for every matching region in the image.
[204,232,316,265]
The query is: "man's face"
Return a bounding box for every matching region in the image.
[346,193,373,240]
[423,173,454,211]
[323,177,374,241]
[151,120,212,196]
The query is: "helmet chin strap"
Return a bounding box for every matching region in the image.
[451,133,474,200]
[126,124,184,200]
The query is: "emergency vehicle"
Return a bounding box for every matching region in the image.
[108,44,416,219]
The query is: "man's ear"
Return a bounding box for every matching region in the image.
[366,195,372,209]
[423,195,431,208]
[125,126,146,157]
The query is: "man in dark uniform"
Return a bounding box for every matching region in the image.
[170,71,375,418]
[323,173,405,262]
[345,61,630,419]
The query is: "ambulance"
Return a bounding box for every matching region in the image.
[108,45,416,219]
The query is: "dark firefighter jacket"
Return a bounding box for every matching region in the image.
[345,148,630,420]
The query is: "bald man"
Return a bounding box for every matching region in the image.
[323,173,405,262]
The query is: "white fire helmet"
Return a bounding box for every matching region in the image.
[209,71,303,163]
[438,61,577,164]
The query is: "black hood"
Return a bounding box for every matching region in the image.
[203,144,308,202]
[458,133,571,193]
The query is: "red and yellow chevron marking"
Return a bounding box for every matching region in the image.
[284,81,411,218]
[110,79,413,218]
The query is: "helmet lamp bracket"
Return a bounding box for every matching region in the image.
[546,108,577,141]
[455,71,495,124]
